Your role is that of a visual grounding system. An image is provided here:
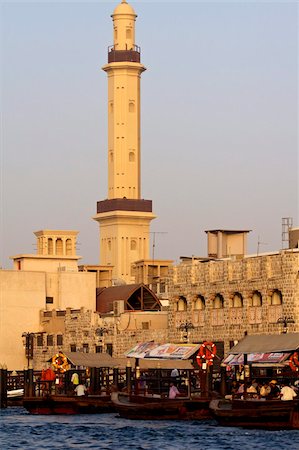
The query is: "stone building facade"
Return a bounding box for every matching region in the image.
[167,250,299,354]
[33,307,168,368]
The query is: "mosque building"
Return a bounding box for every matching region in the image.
[0,1,298,371]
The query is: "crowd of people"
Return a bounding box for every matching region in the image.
[228,379,298,401]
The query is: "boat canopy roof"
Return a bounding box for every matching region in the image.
[229,333,299,355]
[60,352,127,368]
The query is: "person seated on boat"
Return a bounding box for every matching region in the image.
[230,380,239,396]
[171,368,179,378]
[236,383,244,396]
[169,382,180,399]
[268,380,280,399]
[246,381,258,396]
[260,382,271,399]
[75,383,87,397]
[280,381,297,401]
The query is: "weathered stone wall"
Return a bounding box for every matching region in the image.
[168,251,299,353]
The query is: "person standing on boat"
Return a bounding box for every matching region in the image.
[71,372,79,388]
[75,384,87,397]
[169,383,180,399]
[280,382,297,401]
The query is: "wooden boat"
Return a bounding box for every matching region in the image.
[7,389,24,407]
[209,398,299,429]
[111,392,212,420]
[23,394,114,415]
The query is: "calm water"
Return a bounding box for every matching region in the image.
[1,408,299,450]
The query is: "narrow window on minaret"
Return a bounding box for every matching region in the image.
[109,102,114,113]
[129,151,135,162]
[131,240,137,251]
[129,102,135,113]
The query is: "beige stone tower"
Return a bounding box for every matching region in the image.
[94,0,156,284]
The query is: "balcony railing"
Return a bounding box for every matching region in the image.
[108,45,141,63]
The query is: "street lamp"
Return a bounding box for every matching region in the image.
[277,316,295,334]
[22,332,34,369]
[178,322,194,343]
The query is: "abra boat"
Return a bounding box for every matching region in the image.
[209,398,299,429]
[111,391,212,420]
[23,394,114,415]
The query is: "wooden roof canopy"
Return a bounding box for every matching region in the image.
[96,283,161,314]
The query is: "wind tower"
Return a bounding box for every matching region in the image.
[94,0,156,284]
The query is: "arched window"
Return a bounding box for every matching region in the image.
[109,102,114,113]
[129,101,135,113]
[126,28,132,39]
[48,238,53,255]
[271,290,282,305]
[108,240,111,251]
[66,239,72,255]
[250,291,262,307]
[177,296,187,312]
[213,294,224,309]
[230,292,243,308]
[194,295,205,310]
[110,152,114,163]
[56,238,63,255]
[129,151,135,162]
[131,240,137,251]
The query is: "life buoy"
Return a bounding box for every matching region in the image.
[289,352,299,372]
[52,352,68,372]
[196,341,217,367]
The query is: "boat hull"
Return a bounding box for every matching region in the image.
[23,395,114,415]
[112,392,212,420]
[210,399,299,429]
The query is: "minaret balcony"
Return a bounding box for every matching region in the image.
[108,45,141,63]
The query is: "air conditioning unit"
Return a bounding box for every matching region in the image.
[113,300,124,316]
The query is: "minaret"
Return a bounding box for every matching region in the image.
[94,0,156,284]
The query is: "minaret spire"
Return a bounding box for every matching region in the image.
[94,1,156,284]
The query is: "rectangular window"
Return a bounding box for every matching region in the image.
[56,310,66,317]
[106,344,113,356]
[83,344,89,353]
[46,297,53,304]
[142,322,149,330]
[37,334,44,347]
[57,335,63,346]
[47,335,54,346]
[95,346,103,353]
[70,344,76,352]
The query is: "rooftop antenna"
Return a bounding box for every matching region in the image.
[257,236,268,256]
[150,231,167,262]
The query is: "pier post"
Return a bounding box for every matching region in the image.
[0,367,8,409]
[90,367,96,395]
[220,364,227,397]
[126,360,132,394]
[113,368,119,388]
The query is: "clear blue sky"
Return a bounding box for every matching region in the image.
[1,1,298,268]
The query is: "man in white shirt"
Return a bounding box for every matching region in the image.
[75,384,87,397]
[280,382,297,401]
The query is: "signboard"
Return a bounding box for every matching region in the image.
[126,342,200,360]
[223,352,290,365]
